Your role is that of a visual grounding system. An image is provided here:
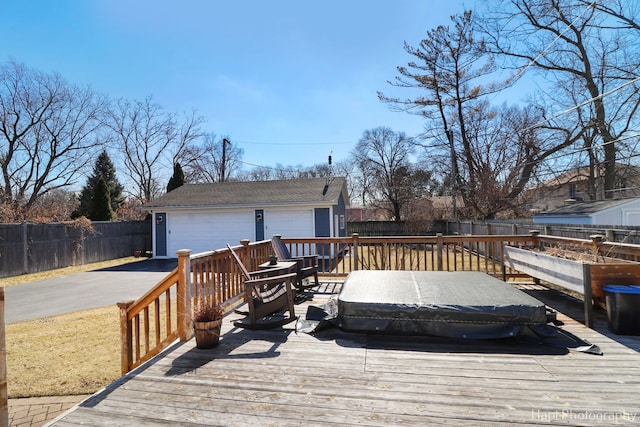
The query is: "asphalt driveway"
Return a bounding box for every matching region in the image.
[4,259,177,323]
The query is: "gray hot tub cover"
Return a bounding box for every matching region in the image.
[297,271,601,354]
[336,271,546,339]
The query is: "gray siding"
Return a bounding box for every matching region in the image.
[335,193,347,237]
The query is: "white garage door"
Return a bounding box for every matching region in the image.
[168,211,254,255]
[264,209,314,239]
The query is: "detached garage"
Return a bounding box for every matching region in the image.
[144,177,349,258]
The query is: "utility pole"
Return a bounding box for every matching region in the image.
[221,138,230,182]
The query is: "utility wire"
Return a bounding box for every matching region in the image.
[508,0,598,84]
[233,139,349,146]
[229,3,636,179]
[517,77,640,136]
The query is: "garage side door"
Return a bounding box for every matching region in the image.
[264,209,314,239]
[168,211,254,255]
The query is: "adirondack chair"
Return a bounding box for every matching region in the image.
[227,244,297,329]
[271,235,319,290]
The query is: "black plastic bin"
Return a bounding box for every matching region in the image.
[602,285,640,335]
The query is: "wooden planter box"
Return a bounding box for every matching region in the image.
[504,245,640,327]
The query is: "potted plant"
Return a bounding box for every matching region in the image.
[193,303,224,349]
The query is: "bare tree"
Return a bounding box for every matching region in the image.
[184,133,244,183]
[106,96,203,201]
[379,8,610,218]
[332,159,358,203]
[238,163,326,182]
[481,0,640,199]
[0,60,106,220]
[379,11,508,216]
[10,189,78,223]
[461,102,548,218]
[352,127,416,221]
[240,166,274,181]
[350,157,374,208]
[295,162,332,179]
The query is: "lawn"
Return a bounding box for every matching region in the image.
[4,257,142,398]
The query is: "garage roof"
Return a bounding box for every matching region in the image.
[144,177,348,209]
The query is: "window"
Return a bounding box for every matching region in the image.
[569,183,577,197]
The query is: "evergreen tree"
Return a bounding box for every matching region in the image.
[167,162,186,193]
[73,150,125,218]
[89,176,114,221]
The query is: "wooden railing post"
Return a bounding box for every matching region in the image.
[590,234,605,257]
[352,233,359,271]
[582,263,594,328]
[605,229,615,242]
[240,239,251,270]
[436,233,444,271]
[117,300,134,375]
[176,249,192,342]
[529,229,541,249]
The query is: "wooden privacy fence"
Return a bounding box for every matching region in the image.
[0,220,151,278]
[347,221,408,236]
[118,233,640,374]
[444,219,640,244]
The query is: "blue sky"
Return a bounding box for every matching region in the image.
[1,0,472,172]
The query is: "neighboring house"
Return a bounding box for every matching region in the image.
[346,206,366,222]
[346,205,391,222]
[428,196,465,219]
[533,197,640,226]
[144,177,349,258]
[528,164,640,212]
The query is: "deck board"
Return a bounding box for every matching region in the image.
[50,282,640,426]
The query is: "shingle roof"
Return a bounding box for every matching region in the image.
[535,198,636,216]
[144,177,347,209]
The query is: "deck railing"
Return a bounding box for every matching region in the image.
[118,232,640,374]
[282,234,534,278]
[117,240,271,374]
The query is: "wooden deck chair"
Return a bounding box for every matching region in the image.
[227,244,297,329]
[271,235,319,290]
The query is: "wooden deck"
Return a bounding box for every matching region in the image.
[51,281,640,426]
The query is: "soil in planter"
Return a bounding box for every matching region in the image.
[540,246,610,263]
